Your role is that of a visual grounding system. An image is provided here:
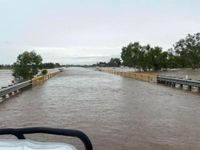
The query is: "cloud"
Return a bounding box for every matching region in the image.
[31,46,120,64]
[0,0,200,64]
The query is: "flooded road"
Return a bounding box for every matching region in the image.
[0,67,200,150]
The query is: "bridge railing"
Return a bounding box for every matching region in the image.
[32,70,61,86]
[0,80,32,97]
[157,75,200,88]
[0,70,62,99]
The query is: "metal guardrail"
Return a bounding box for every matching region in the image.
[0,70,62,99]
[0,80,32,97]
[157,76,200,87]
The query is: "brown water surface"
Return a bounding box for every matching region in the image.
[0,70,13,88]
[0,67,200,150]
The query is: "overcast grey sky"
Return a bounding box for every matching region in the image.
[0,0,199,64]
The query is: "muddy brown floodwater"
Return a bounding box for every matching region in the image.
[0,67,200,150]
[0,70,13,88]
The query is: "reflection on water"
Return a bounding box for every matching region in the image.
[0,67,200,150]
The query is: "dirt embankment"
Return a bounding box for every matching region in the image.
[98,67,200,80]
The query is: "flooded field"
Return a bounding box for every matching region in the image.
[0,70,13,88]
[0,67,200,150]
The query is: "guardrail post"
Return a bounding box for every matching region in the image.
[2,95,7,99]
[191,86,199,92]
[183,85,189,90]
[175,84,181,89]
[172,82,175,87]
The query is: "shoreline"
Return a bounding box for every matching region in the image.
[97,67,200,80]
[98,67,200,94]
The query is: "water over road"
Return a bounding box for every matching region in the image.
[0,67,200,150]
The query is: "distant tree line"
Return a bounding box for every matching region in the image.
[96,58,121,67]
[66,64,97,67]
[42,62,61,69]
[121,33,200,71]
[0,64,12,69]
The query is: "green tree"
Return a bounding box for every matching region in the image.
[174,33,200,69]
[166,49,179,69]
[145,46,165,71]
[121,42,143,68]
[161,51,168,70]
[108,58,121,67]
[41,69,48,75]
[121,43,172,71]
[97,62,107,67]
[13,51,43,80]
[138,45,149,71]
[121,46,133,67]
[42,62,61,69]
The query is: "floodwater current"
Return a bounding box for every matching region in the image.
[0,67,200,150]
[0,70,13,88]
